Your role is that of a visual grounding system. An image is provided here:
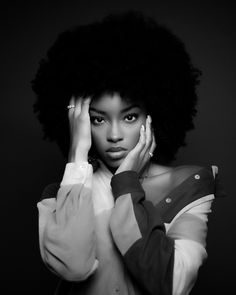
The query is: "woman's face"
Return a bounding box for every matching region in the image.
[89,93,147,172]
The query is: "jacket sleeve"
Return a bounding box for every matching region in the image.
[167,196,213,295]
[109,170,214,295]
[37,162,98,281]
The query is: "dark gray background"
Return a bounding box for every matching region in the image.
[1,0,235,294]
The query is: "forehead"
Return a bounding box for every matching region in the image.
[90,92,144,112]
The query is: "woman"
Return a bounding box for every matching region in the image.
[32,11,224,295]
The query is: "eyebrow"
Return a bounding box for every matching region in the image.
[89,104,141,115]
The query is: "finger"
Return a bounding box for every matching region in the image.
[80,97,92,119]
[149,133,156,155]
[68,96,76,134]
[144,115,152,149]
[68,96,75,106]
[68,96,75,120]
[140,115,152,159]
[145,115,152,145]
[74,97,82,118]
[129,124,146,158]
[142,127,156,163]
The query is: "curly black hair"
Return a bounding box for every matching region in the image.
[31,10,201,165]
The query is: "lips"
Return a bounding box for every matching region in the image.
[106,147,127,152]
[106,147,127,160]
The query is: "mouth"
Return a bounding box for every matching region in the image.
[106,147,127,152]
[106,147,127,160]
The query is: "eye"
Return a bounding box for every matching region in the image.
[124,113,139,123]
[90,116,105,125]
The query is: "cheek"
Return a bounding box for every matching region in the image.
[127,117,146,146]
[91,128,105,150]
[127,125,141,147]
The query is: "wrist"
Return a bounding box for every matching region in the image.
[111,170,143,200]
[68,147,88,163]
[115,163,132,175]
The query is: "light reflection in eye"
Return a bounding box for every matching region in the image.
[90,116,105,125]
[90,113,139,126]
[124,113,139,122]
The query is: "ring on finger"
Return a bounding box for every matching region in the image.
[67,105,75,109]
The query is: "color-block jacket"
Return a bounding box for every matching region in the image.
[37,161,225,295]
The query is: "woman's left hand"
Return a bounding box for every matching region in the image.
[115,115,156,176]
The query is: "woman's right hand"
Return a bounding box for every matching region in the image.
[68,96,92,163]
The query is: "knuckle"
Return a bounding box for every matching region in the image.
[78,113,86,122]
[140,139,146,146]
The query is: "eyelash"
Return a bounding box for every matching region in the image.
[125,113,139,122]
[90,113,139,125]
[90,116,104,125]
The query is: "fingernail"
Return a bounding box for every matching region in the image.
[147,115,152,123]
[141,125,145,131]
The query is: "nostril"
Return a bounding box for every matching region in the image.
[107,137,122,143]
[107,132,123,142]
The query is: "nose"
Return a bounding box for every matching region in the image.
[107,121,123,143]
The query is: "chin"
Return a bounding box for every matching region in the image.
[103,157,123,170]
[106,159,122,168]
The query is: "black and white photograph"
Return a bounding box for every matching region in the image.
[1,1,235,294]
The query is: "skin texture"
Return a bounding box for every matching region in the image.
[68,96,92,163]
[90,93,147,172]
[68,92,157,175]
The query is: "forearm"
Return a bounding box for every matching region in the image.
[110,171,174,294]
[168,196,214,295]
[37,162,98,281]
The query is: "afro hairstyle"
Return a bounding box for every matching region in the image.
[31,10,201,165]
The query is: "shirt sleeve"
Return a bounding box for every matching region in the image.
[37,162,98,282]
[167,196,214,295]
[109,170,214,295]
